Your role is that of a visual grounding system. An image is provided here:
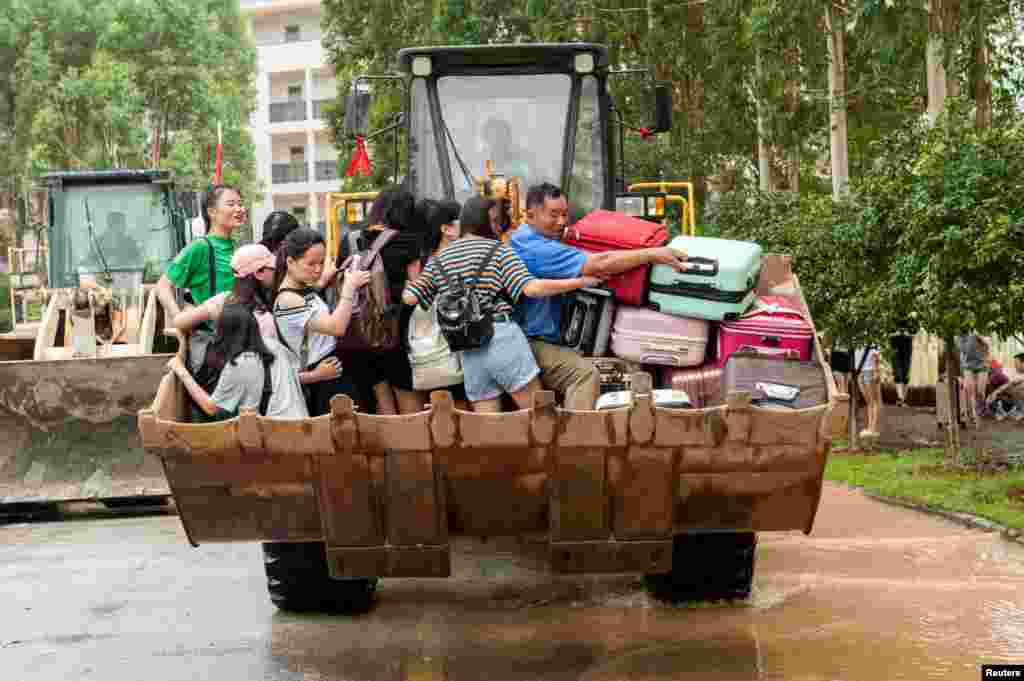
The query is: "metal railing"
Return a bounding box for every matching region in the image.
[271,164,309,184]
[315,160,338,181]
[269,100,307,123]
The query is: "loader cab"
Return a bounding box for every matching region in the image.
[43,170,187,291]
[347,44,672,222]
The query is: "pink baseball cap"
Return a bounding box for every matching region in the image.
[231,244,276,278]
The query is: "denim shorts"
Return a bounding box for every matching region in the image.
[461,321,541,402]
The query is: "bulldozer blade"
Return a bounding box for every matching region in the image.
[0,354,173,506]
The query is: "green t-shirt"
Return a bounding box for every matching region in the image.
[165,235,236,306]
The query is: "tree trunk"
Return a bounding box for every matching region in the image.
[849,366,860,450]
[783,47,802,193]
[973,4,992,130]
[926,1,948,124]
[944,337,961,461]
[825,1,850,200]
[754,48,772,192]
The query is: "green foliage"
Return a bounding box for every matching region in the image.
[0,0,260,234]
[713,105,1024,348]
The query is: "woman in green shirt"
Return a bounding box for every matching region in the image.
[155,184,245,323]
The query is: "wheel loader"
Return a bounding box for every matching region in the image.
[139,43,847,610]
[0,170,191,510]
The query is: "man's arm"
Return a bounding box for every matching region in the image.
[580,246,688,278]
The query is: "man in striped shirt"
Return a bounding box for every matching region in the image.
[404,197,598,412]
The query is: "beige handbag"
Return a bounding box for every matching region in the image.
[407,303,463,391]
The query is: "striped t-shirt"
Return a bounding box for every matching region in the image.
[404,237,535,314]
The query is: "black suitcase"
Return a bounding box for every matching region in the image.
[560,287,616,356]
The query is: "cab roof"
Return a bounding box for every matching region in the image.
[397,43,609,75]
[41,169,172,187]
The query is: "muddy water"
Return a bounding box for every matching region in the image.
[2,483,1023,681]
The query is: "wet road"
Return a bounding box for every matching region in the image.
[2,483,1023,681]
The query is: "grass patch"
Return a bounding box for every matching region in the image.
[826,448,1024,530]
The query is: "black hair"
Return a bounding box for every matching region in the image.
[274,227,326,293]
[525,182,563,210]
[460,196,497,239]
[259,211,301,254]
[419,198,462,253]
[1014,353,1024,362]
[211,303,274,368]
[228,275,271,314]
[366,185,418,232]
[201,184,241,233]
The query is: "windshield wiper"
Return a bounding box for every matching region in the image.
[84,198,113,285]
[437,107,477,192]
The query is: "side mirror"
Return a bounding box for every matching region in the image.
[344,90,372,137]
[648,82,673,134]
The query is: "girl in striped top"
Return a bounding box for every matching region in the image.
[403,196,599,413]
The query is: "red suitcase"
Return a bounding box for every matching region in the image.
[717,295,814,368]
[564,210,668,306]
[659,365,723,409]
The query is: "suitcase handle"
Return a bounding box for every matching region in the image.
[678,256,719,277]
[736,344,799,359]
[642,342,690,354]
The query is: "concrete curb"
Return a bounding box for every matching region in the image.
[832,482,1024,546]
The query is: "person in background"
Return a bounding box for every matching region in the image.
[155,184,243,325]
[854,345,882,439]
[403,196,600,413]
[172,244,345,390]
[275,228,371,416]
[167,303,309,420]
[889,332,915,407]
[259,210,301,255]
[508,182,687,410]
[958,333,989,428]
[418,198,462,259]
[987,353,1024,421]
[335,187,427,415]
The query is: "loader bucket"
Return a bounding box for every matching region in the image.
[0,354,173,505]
[140,255,845,578]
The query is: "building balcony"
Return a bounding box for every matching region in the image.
[315,160,338,182]
[272,163,309,184]
[269,100,307,123]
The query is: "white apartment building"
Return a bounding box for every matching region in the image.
[242,0,340,241]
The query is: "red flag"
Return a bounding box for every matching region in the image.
[213,122,223,184]
[345,136,372,177]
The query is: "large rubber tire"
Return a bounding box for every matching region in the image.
[643,532,756,603]
[262,542,378,613]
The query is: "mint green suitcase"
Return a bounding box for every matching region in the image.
[648,236,762,321]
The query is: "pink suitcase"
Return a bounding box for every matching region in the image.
[717,295,813,368]
[610,306,709,367]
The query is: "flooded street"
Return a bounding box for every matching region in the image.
[2,483,1023,680]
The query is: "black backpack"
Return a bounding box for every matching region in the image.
[433,241,503,352]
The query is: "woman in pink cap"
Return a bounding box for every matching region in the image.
[173,244,353,401]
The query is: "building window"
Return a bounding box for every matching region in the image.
[287,84,303,100]
[284,25,300,42]
[293,207,308,225]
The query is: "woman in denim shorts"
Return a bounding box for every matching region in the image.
[403,197,599,413]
